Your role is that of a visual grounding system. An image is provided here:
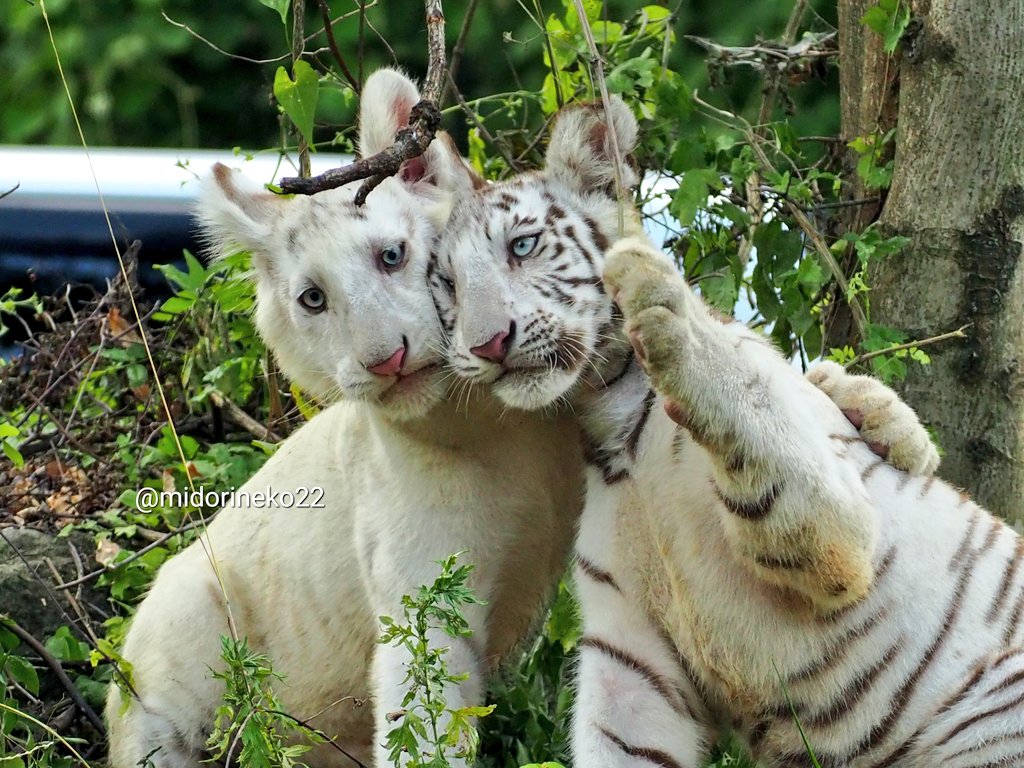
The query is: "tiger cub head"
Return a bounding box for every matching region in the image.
[199,68,482,420]
[430,97,641,410]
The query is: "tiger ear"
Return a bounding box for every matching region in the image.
[358,67,483,198]
[545,96,639,194]
[196,163,288,267]
[359,68,420,157]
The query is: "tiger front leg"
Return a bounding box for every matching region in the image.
[806,360,940,476]
[572,479,715,768]
[604,237,879,610]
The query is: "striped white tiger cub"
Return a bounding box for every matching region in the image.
[430,96,1024,767]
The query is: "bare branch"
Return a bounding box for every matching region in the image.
[686,30,838,73]
[55,519,209,590]
[442,0,480,105]
[279,0,447,202]
[0,182,19,201]
[0,616,106,734]
[846,324,971,367]
[447,73,522,173]
[210,391,283,443]
[316,0,360,93]
[292,0,311,178]
[571,0,627,235]
[162,12,295,64]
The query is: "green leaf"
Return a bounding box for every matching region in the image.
[641,5,671,23]
[274,61,320,149]
[2,440,24,469]
[701,275,738,312]
[258,0,291,25]
[6,655,39,695]
[861,0,911,53]
[669,169,719,228]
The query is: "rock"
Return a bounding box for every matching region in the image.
[0,526,98,641]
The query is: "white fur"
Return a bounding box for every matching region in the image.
[435,98,1021,766]
[105,70,583,768]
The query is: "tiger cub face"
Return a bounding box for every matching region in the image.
[430,98,641,410]
[199,69,481,420]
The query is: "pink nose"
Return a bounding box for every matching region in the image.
[367,346,406,377]
[470,328,512,363]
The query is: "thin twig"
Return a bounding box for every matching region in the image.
[845,325,971,367]
[447,74,521,173]
[56,517,211,591]
[161,12,295,64]
[161,8,371,65]
[442,0,480,105]
[358,0,367,83]
[266,709,368,768]
[571,0,626,236]
[316,0,360,93]
[43,558,99,645]
[279,0,448,201]
[1,182,19,201]
[292,0,311,178]
[0,616,106,734]
[209,391,282,443]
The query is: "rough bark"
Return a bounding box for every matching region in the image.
[826,0,900,347]
[837,0,1024,524]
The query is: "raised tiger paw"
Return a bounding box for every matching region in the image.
[807,361,940,476]
[603,237,699,399]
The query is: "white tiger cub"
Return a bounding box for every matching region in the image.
[432,98,1024,767]
[105,69,586,768]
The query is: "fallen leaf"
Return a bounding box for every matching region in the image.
[105,307,142,346]
[95,538,122,567]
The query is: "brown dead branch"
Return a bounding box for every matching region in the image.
[278,0,447,203]
[0,616,106,734]
[316,0,360,93]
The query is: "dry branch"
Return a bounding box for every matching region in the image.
[278,0,447,203]
[1,616,106,734]
[316,0,360,93]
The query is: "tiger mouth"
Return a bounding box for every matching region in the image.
[495,363,579,383]
[379,363,442,398]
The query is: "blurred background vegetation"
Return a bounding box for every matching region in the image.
[1,0,839,150]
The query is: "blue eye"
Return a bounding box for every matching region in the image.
[380,243,406,269]
[298,286,327,312]
[510,234,539,259]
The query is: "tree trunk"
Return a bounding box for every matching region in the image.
[836,0,1024,525]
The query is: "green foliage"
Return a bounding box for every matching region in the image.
[274,62,320,149]
[206,636,321,768]
[378,554,494,768]
[479,583,579,767]
[861,0,912,54]
[258,0,292,26]
[0,623,78,768]
[0,289,44,341]
[849,129,895,190]
[0,421,25,468]
[540,2,676,113]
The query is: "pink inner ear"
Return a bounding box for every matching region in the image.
[393,96,413,130]
[401,157,427,183]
